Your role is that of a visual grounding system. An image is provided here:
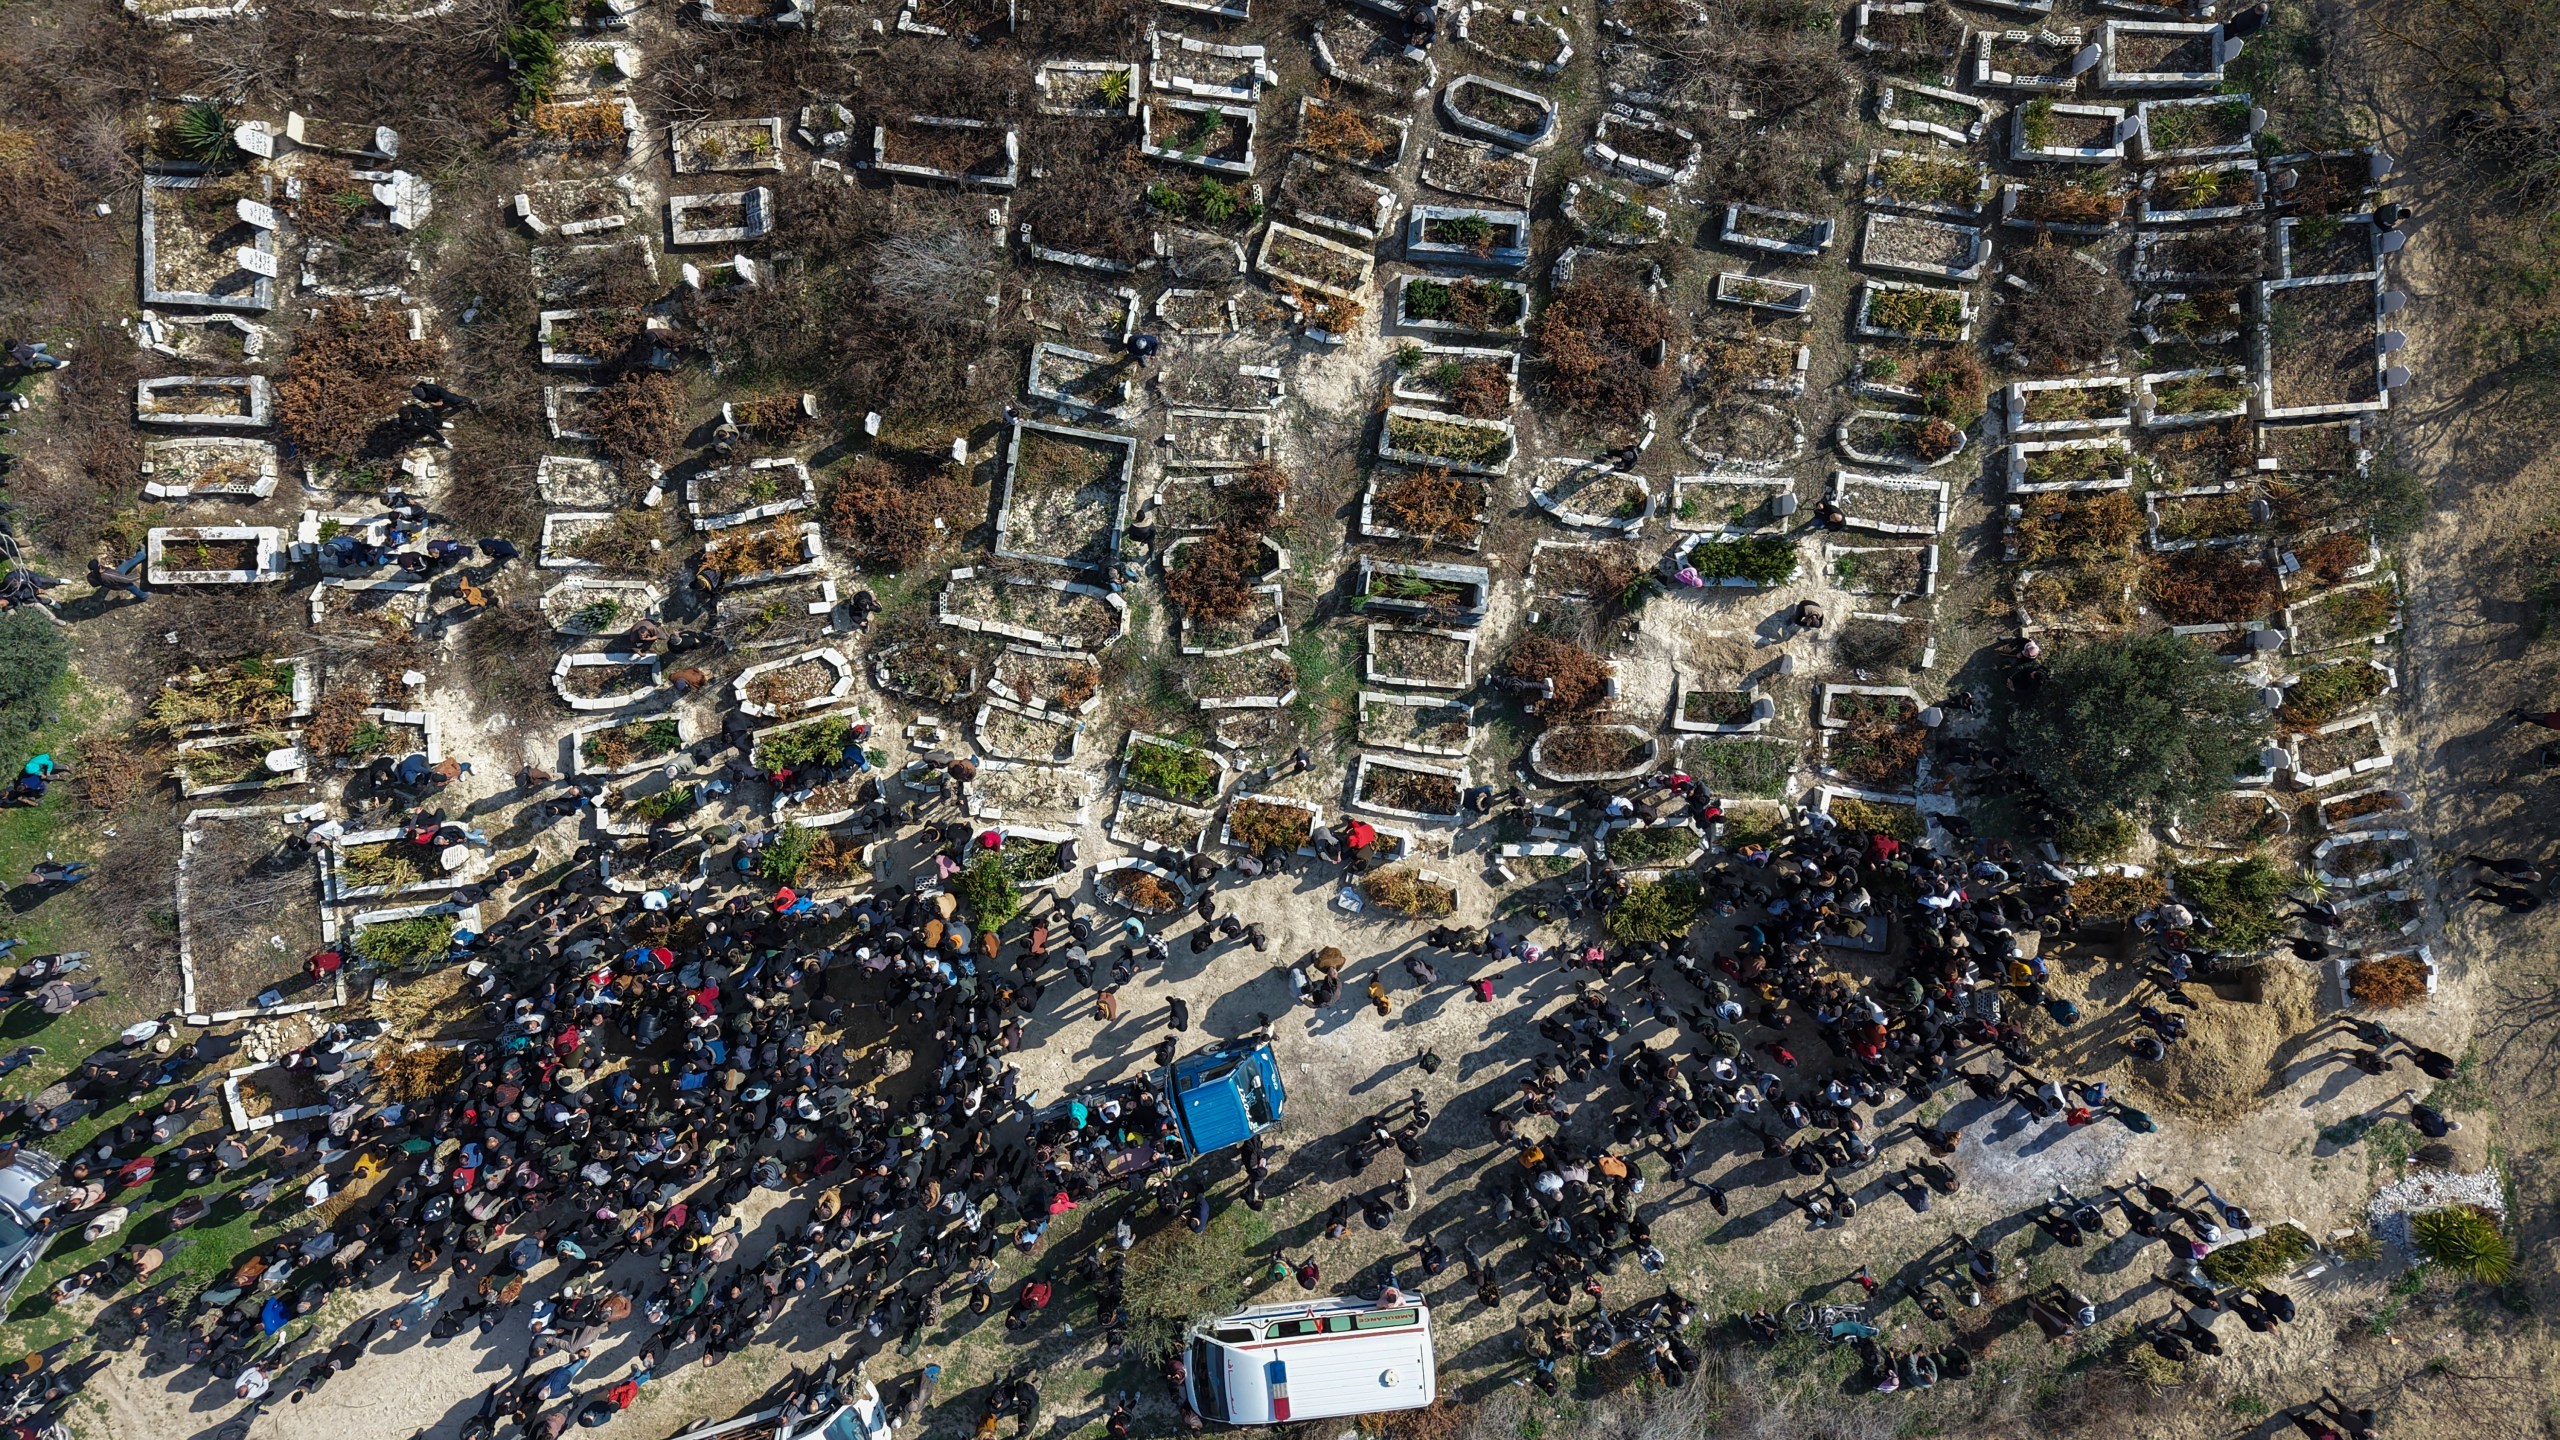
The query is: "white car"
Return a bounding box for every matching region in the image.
[0,1150,61,1311]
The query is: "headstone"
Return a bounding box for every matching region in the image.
[235,246,281,278]
[235,199,278,230]
[264,746,302,773]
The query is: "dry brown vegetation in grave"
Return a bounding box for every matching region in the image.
[1535,277,1673,426]
[822,455,973,571]
[1300,93,1395,165]
[1165,463,1287,624]
[1021,120,1155,263]
[2144,549,2279,624]
[587,372,689,472]
[1375,468,1485,545]
[273,298,437,462]
[2346,953,2430,1009]
[2003,239,2130,375]
[1642,0,1859,211]
[1500,634,1612,714]
[1165,525,1265,624]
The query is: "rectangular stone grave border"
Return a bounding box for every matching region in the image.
[869,117,1021,189]
[1863,148,1992,221]
[1388,345,1520,412]
[685,457,815,531]
[135,374,272,429]
[1393,273,1530,335]
[1037,60,1144,118]
[142,436,280,500]
[321,820,486,905]
[1405,203,1530,269]
[995,419,1137,570]
[1440,74,1558,150]
[1256,222,1378,301]
[2096,19,2230,88]
[2139,366,2254,429]
[967,760,1105,826]
[2005,376,2135,435]
[1378,404,1517,476]
[2012,101,2131,163]
[1350,753,1471,823]
[1670,474,1795,531]
[2334,945,2435,1011]
[1356,556,1492,626]
[1026,342,1137,420]
[1109,791,1215,855]
[2138,160,2265,224]
[2312,828,2416,889]
[1455,2,1572,76]
[1363,622,1479,689]
[1975,29,2088,91]
[1859,212,1990,283]
[221,1062,338,1133]
[1853,280,1975,341]
[146,525,288,584]
[1876,81,1997,145]
[2288,712,2393,788]
[177,806,335,1024]
[671,116,787,174]
[1360,470,1488,551]
[569,711,698,779]
[1358,691,1477,758]
[1829,473,1951,535]
[1587,110,1699,187]
[1141,97,1257,177]
[938,565,1132,648]
[1178,582,1288,657]
[173,732,308,799]
[1151,30,1273,102]
[1162,408,1273,469]
[1492,841,1588,886]
[141,176,278,311]
[1714,272,1815,316]
[2006,437,2137,493]
[2255,274,2392,420]
[2136,95,2262,161]
[721,521,830,588]
[668,187,775,246]
[2274,214,2384,282]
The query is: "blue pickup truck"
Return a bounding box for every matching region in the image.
[1155,1040,1286,1157]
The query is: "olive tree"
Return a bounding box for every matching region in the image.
[2008,631,2267,818]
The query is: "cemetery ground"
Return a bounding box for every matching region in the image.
[2,0,2560,1435]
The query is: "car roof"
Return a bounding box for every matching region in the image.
[1215,1326,1433,1425]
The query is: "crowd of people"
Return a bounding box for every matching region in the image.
[0,647,2498,1438]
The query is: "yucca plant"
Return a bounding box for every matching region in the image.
[2411,1206,2513,1284]
[171,101,238,165]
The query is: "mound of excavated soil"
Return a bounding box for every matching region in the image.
[2125,957,2318,1124]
